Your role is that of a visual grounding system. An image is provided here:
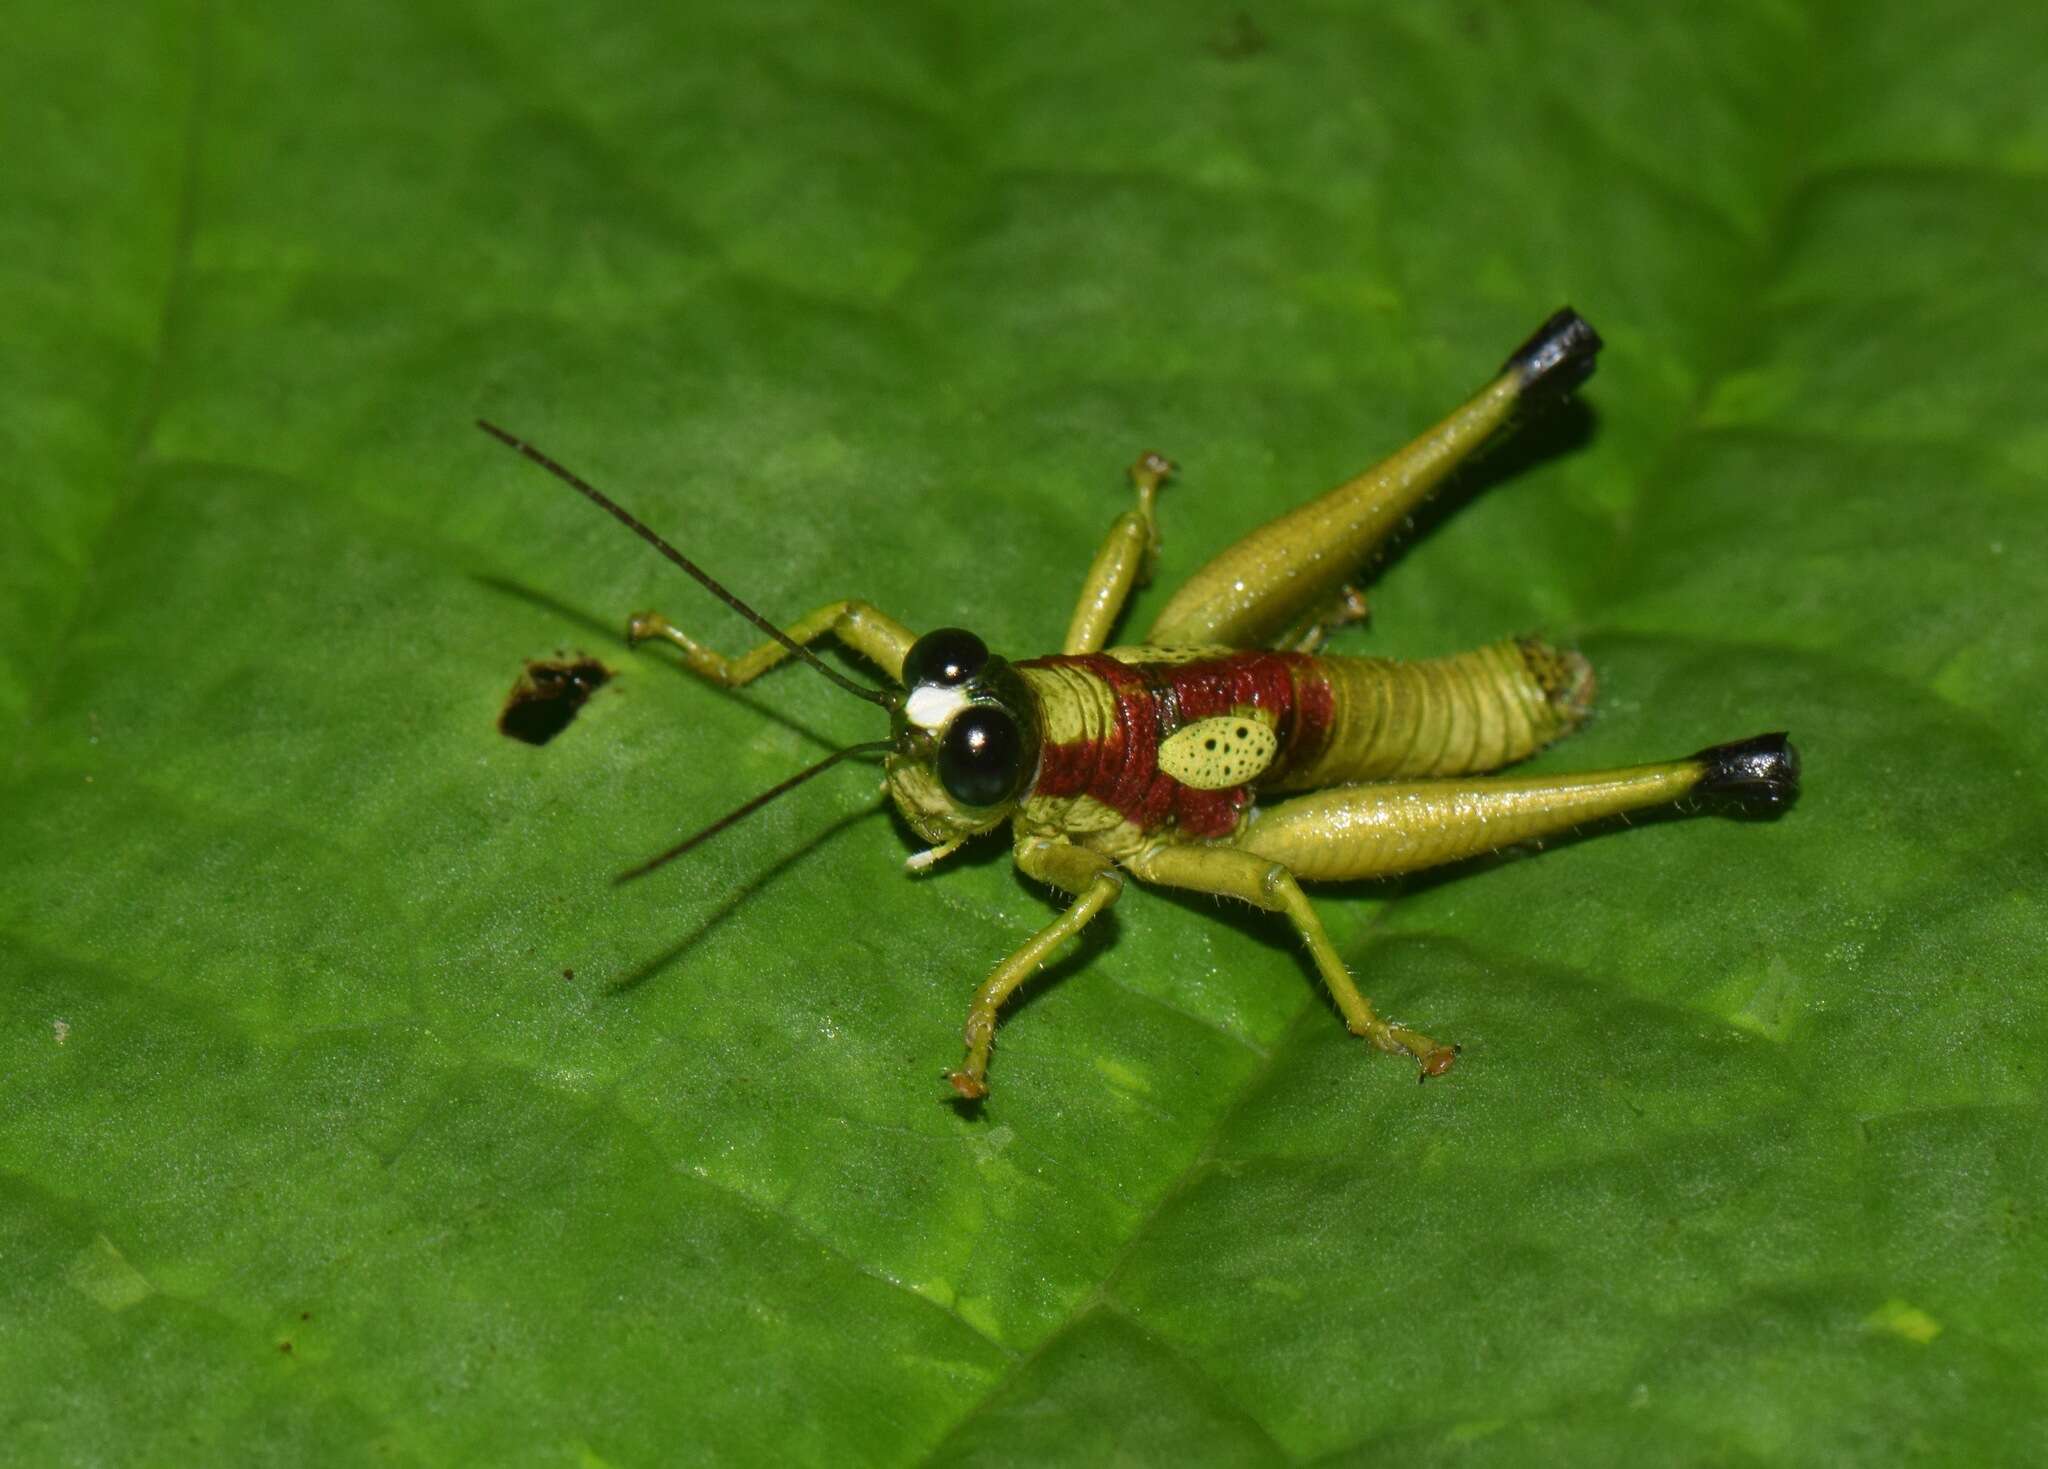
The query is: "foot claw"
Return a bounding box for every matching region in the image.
[1129,451,1174,491]
[946,1070,988,1101]
[1418,1044,1460,1081]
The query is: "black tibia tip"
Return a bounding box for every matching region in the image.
[1502,307,1603,399]
[1691,732,1801,812]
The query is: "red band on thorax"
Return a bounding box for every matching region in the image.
[1019,651,1334,838]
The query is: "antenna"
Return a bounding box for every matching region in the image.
[614,740,894,883]
[477,420,896,708]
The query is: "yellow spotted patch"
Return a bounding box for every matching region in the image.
[1158,714,1277,789]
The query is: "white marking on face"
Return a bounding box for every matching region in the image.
[906,683,972,731]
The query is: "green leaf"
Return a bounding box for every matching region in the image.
[6,3,2044,1462]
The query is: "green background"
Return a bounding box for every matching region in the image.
[5,2,2044,1463]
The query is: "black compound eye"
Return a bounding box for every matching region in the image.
[938,706,1024,808]
[903,628,988,689]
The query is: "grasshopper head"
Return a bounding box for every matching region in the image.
[885,628,1040,849]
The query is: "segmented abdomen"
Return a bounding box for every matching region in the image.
[1273,638,1592,791]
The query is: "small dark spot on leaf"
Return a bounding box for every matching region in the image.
[1209,11,1270,59]
[300,1311,311,1321]
[499,657,612,746]
[562,968,575,981]
[278,1340,293,1354]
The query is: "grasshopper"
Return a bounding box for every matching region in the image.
[481,308,1798,1099]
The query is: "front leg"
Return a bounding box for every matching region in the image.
[1126,842,1457,1076]
[629,599,915,687]
[948,839,1124,1099]
[1061,452,1172,655]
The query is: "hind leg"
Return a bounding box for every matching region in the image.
[1145,309,1601,650]
[1135,736,1798,1075]
[1237,735,1800,881]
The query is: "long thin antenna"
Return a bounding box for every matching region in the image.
[614,740,894,884]
[478,420,895,707]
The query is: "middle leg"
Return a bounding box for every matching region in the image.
[1061,451,1172,655]
[1277,584,1372,655]
[1126,843,1457,1074]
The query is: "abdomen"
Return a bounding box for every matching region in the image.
[1273,638,1592,790]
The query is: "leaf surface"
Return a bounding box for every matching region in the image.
[5,3,2044,1463]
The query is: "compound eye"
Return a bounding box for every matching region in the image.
[903,628,988,689]
[938,706,1024,808]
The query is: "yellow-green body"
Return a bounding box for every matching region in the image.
[590,308,1798,1098]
